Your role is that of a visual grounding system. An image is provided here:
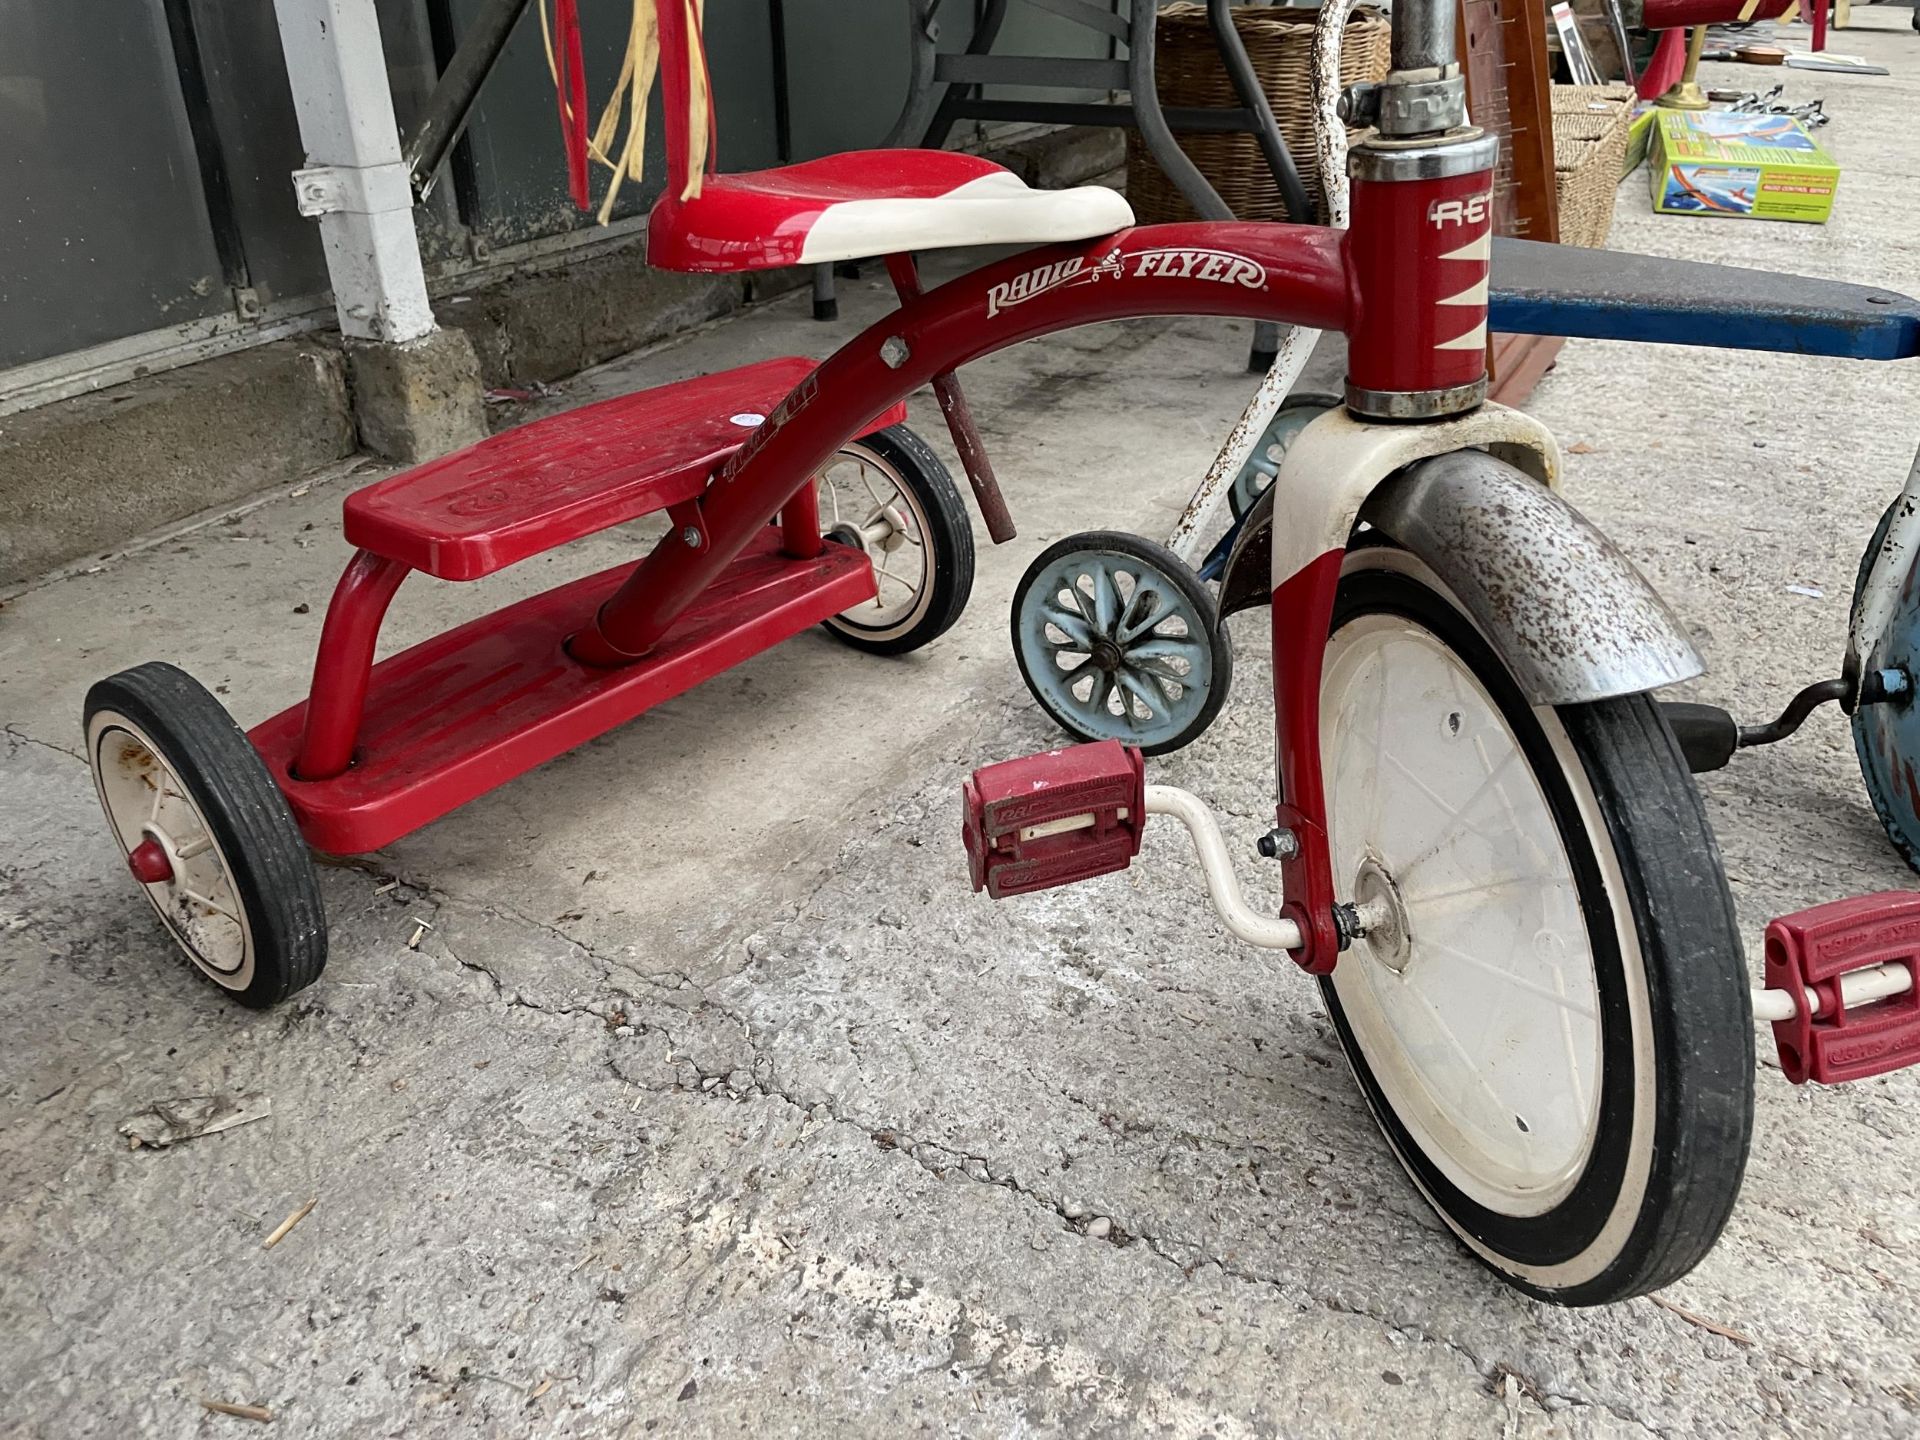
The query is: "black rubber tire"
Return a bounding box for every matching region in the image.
[821,424,975,657]
[1011,529,1234,757]
[84,662,327,1008]
[1316,552,1753,1305]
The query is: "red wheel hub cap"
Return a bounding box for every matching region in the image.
[127,837,174,884]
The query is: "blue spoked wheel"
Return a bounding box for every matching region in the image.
[1011,530,1232,756]
[1228,391,1342,520]
[1850,497,1920,870]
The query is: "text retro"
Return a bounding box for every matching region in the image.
[1427,195,1490,229]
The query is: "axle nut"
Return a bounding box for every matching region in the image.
[1337,83,1380,125]
[1257,827,1299,861]
[127,837,174,885]
[1869,667,1913,703]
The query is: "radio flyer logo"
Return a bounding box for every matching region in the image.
[985,245,1267,317]
[1129,247,1267,289]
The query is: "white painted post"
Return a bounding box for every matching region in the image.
[271,0,437,344]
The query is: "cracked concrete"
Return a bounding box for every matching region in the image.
[4,17,1920,1435]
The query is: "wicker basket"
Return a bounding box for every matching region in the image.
[1551,85,1637,248]
[1126,4,1391,226]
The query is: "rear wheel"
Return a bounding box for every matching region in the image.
[85,662,326,1007]
[1316,544,1753,1304]
[820,424,974,656]
[1228,391,1340,520]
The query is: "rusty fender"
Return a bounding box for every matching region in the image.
[1220,411,1702,705]
[1360,452,1703,703]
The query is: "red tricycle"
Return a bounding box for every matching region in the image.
[87,0,1920,1307]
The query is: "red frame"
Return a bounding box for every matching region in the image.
[564,186,1484,972]
[570,221,1351,662]
[265,92,1490,972]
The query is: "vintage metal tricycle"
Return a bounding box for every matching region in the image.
[87,0,1920,1308]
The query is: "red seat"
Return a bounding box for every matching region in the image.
[343,357,905,580]
[647,149,1135,275]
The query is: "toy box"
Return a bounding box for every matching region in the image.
[1624,106,1657,176]
[1648,111,1839,223]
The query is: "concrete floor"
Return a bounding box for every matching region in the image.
[4,15,1919,1436]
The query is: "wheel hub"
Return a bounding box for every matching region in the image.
[1089,636,1125,671]
[1352,853,1413,973]
[127,835,174,884]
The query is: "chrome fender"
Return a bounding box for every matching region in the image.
[1219,402,1703,705]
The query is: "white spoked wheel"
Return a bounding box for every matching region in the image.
[1316,542,1752,1305]
[820,424,974,656]
[85,662,326,1007]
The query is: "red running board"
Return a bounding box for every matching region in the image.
[251,530,874,854]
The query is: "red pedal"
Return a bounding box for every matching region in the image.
[1765,892,1920,1084]
[962,741,1146,899]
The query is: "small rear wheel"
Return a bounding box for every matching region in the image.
[819,424,974,656]
[1012,530,1232,756]
[1228,391,1340,520]
[85,662,326,1007]
[1316,544,1752,1304]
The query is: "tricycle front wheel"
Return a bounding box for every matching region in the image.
[1317,544,1753,1305]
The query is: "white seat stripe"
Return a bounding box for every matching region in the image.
[797,174,1135,266]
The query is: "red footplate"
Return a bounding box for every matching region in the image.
[963,740,1145,899]
[1765,892,1920,1084]
[343,357,906,580]
[252,530,873,853]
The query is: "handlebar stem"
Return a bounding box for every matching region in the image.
[1390,0,1458,76]
[1370,0,1468,136]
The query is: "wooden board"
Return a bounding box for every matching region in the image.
[1489,331,1565,402]
[1460,0,1565,402]
[1460,0,1559,244]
